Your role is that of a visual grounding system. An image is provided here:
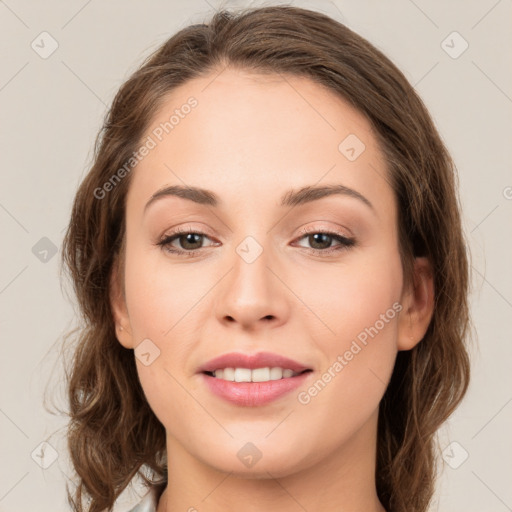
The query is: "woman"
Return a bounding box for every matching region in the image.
[62,5,470,512]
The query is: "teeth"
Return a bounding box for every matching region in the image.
[269,367,282,380]
[223,368,234,380]
[234,368,251,382]
[212,367,300,382]
[252,367,270,382]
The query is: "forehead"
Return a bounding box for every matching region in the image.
[127,67,393,217]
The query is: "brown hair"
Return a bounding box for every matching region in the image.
[61,5,471,512]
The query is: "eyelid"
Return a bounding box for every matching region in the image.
[297,224,353,238]
[158,224,216,242]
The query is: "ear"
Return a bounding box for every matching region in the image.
[109,256,135,349]
[397,257,435,351]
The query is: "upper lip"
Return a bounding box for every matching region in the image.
[198,351,312,374]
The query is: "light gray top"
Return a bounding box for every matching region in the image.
[127,486,160,512]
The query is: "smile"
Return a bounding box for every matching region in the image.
[201,369,313,407]
[205,367,306,382]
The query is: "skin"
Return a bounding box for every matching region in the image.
[111,67,434,512]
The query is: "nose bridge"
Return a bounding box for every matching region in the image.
[215,230,288,328]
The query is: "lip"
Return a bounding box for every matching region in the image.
[197,351,313,407]
[200,371,312,407]
[197,351,311,374]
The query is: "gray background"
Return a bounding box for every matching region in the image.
[0,0,511,511]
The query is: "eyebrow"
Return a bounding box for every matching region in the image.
[144,183,375,213]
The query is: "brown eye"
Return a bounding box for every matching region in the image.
[308,233,334,250]
[157,229,216,256]
[175,232,204,250]
[295,230,356,255]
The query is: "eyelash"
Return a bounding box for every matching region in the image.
[156,226,356,258]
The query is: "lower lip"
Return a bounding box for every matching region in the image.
[200,372,312,407]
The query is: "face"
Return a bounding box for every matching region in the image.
[112,67,432,478]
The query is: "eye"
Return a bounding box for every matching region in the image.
[156,226,356,257]
[294,228,356,255]
[156,228,217,256]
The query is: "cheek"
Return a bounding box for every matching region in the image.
[291,246,403,347]
[291,250,402,422]
[123,245,209,340]
[122,247,213,408]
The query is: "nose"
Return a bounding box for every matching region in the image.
[214,239,289,331]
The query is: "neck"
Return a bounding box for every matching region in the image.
[157,409,385,512]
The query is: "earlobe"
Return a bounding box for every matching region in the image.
[397,257,435,351]
[109,258,135,349]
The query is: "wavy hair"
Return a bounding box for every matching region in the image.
[61,6,471,511]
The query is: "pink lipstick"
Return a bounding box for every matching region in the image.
[198,351,313,407]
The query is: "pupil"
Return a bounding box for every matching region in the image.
[311,233,330,249]
[183,233,201,249]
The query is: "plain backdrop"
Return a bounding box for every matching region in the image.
[0,1,511,511]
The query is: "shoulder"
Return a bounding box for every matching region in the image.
[127,485,161,512]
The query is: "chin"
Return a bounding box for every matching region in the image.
[196,442,312,479]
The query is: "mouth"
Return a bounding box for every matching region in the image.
[197,350,312,375]
[201,367,313,382]
[197,351,314,406]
